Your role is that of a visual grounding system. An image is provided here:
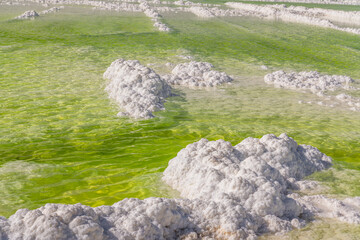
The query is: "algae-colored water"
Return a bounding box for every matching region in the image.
[0,5,359,232]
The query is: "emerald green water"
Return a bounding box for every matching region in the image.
[0,5,359,222]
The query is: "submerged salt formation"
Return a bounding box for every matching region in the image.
[104,59,172,119]
[336,93,360,112]
[15,10,39,19]
[163,61,233,87]
[1,133,359,239]
[39,6,64,15]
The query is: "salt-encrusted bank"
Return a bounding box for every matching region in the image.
[163,61,233,87]
[235,0,360,6]
[226,2,360,35]
[1,133,359,239]
[104,59,172,119]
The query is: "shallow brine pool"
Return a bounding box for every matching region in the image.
[0,2,359,238]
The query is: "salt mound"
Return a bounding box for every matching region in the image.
[104,59,172,119]
[163,61,233,87]
[15,10,39,19]
[163,134,331,214]
[264,70,353,93]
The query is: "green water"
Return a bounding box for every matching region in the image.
[0,5,359,223]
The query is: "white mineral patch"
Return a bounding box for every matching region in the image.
[336,93,360,111]
[189,6,215,18]
[104,59,172,119]
[295,194,360,224]
[264,70,360,112]
[140,1,171,32]
[15,10,39,19]
[264,70,354,93]
[163,61,233,87]
[233,0,360,6]
[39,6,64,15]
[226,2,360,35]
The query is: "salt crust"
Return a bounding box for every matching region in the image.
[264,70,360,112]
[226,2,360,35]
[294,194,360,224]
[163,61,233,87]
[264,70,354,93]
[39,6,64,15]
[15,10,39,19]
[235,0,360,6]
[8,0,360,34]
[1,134,359,239]
[104,59,172,119]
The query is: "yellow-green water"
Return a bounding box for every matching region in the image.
[0,5,359,231]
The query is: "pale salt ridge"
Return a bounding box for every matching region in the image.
[163,61,233,87]
[104,59,172,119]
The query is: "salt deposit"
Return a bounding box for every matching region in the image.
[264,70,360,111]
[39,6,64,15]
[104,59,172,119]
[295,194,360,224]
[15,10,39,19]
[336,93,360,111]
[163,61,233,87]
[140,1,171,32]
[1,133,359,239]
[226,2,360,35]
[264,70,354,93]
[235,0,360,6]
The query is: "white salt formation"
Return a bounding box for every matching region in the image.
[226,2,360,35]
[233,0,360,5]
[163,61,233,87]
[104,59,172,119]
[294,194,360,224]
[39,6,64,15]
[264,70,360,112]
[264,70,354,93]
[336,93,360,112]
[140,2,171,32]
[163,134,331,216]
[15,10,39,19]
[1,134,359,239]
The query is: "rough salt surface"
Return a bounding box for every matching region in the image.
[226,2,360,35]
[264,70,360,111]
[104,59,172,119]
[163,61,233,87]
[294,194,360,224]
[15,10,39,19]
[264,70,354,93]
[1,134,359,239]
